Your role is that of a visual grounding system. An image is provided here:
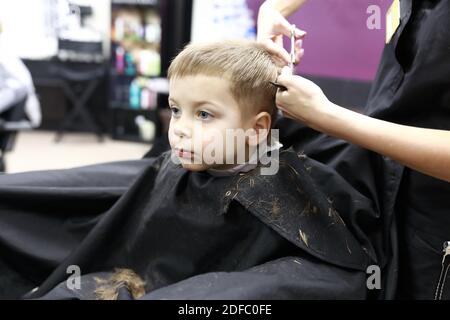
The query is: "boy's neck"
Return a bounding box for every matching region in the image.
[207,139,282,177]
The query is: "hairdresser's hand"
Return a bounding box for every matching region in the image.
[275,66,332,127]
[257,1,306,66]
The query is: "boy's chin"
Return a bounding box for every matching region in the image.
[180,162,239,172]
[179,162,210,172]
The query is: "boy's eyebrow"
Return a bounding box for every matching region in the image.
[193,100,221,108]
[168,98,221,109]
[168,97,178,105]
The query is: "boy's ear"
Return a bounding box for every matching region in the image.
[248,111,271,146]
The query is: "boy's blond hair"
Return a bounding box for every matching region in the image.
[168,40,280,124]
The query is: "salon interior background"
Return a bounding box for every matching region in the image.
[0,0,390,172]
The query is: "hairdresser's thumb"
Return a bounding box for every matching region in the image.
[276,66,293,87]
[281,66,292,76]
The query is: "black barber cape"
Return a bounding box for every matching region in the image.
[0,159,150,298]
[275,0,450,299]
[0,149,378,299]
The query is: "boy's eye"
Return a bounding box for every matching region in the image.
[198,111,212,120]
[170,106,180,117]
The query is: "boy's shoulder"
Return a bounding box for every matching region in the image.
[142,150,183,178]
[222,148,371,271]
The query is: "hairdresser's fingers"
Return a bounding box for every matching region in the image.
[272,22,306,65]
[277,67,315,90]
[295,28,307,39]
[294,39,305,65]
[277,66,293,82]
[275,16,293,37]
[297,48,305,64]
[273,35,289,65]
[271,56,287,67]
[261,39,291,65]
[274,17,307,39]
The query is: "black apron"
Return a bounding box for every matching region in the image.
[276,0,450,299]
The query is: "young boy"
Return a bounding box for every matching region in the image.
[0,41,378,299]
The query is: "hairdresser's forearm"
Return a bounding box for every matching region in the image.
[311,103,450,182]
[264,0,308,17]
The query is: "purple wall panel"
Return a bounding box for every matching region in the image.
[248,0,392,81]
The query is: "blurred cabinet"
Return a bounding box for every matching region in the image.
[110,0,161,143]
[109,0,192,144]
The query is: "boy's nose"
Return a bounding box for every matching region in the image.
[174,125,191,139]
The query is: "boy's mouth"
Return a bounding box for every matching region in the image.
[174,148,194,159]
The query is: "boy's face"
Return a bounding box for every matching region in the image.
[168,75,257,171]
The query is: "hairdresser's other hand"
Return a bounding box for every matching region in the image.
[275,66,332,126]
[257,1,306,66]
